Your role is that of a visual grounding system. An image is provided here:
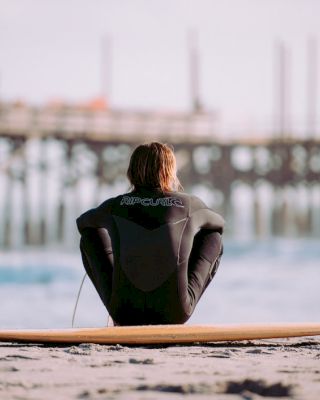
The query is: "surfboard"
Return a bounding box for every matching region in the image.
[0,323,320,345]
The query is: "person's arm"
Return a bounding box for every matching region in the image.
[76,198,114,234]
[185,196,224,310]
[187,231,223,311]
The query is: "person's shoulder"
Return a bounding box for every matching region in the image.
[179,192,207,210]
[186,193,225,229]
[167,191,210,213]
[96,195,119,211]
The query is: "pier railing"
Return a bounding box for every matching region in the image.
[0,103,217,142]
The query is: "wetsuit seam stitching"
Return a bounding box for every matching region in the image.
[170,217,188,225]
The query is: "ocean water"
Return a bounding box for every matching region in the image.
[0,239,319,329]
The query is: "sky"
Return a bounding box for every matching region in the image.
[0,0,319,136]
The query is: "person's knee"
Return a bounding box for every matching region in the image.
[195,230,222,263]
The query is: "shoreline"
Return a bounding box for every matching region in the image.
[1,337,319,399]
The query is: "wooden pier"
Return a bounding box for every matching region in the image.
[0,103,319,247]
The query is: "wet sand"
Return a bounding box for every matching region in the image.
[1,337,320,399]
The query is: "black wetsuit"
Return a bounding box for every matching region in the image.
[77,188,224,325]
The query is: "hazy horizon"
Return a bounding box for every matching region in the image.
[0,0,319,136]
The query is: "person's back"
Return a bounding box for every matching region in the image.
[77,142,224,325]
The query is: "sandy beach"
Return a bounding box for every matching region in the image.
[1,336,319,400]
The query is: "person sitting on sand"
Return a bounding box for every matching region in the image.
[76,142,224,326]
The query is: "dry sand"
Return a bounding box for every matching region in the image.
[1,337,320,400]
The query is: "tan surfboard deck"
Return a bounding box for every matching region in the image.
[0,323,320,345]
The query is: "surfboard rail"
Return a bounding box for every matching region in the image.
[0,323,320,344]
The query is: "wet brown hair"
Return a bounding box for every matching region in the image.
[127,142,182,192]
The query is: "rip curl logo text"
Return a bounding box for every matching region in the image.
[120,196,184,208]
